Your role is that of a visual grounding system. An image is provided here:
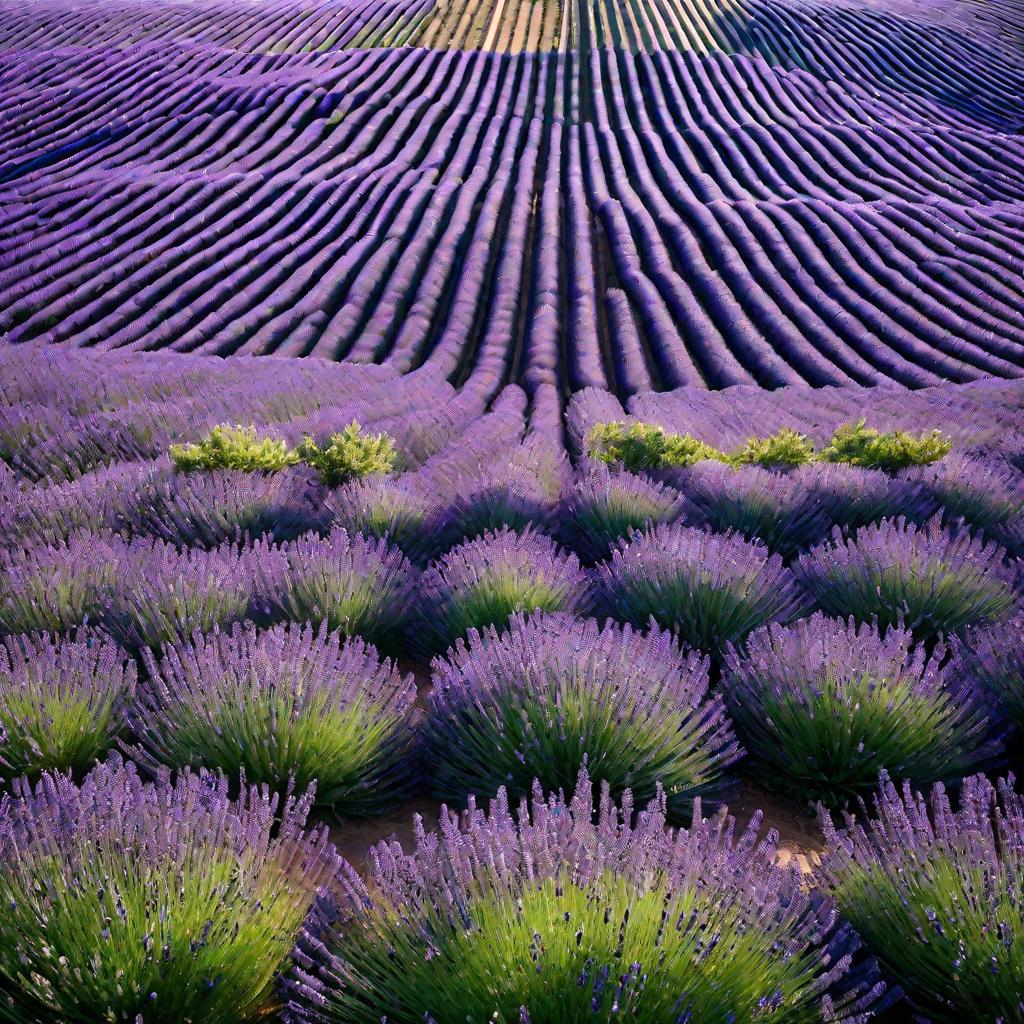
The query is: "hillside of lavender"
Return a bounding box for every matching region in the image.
[3,0,1024,1019]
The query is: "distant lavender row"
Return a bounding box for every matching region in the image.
[2,0,1023,401]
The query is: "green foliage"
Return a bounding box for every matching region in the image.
[589,420,952,476]
[587,422,726,471]
[169,424,298,473]
[821,420,951,472]
[297,422,397,486]
[729,428,816,469]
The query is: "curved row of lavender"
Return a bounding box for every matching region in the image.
[1,0,1023,411]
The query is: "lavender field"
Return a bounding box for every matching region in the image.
[3,0,1024,1020]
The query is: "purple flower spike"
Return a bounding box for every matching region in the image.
[594,522,810,653]
[409,527,590,659]
[284,768,886,1023]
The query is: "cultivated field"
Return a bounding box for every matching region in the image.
[2,0,1024,1020]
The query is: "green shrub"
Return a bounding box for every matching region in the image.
[587,421,724,471]
[821,420,951,472]
[729,428,816,469]
[297,422,396,486]
[169,424,298,473]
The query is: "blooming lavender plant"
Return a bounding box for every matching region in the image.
[266,527,416,656]
[947,615,1024,732]
[594,523,810,654]
[410,527,590,659]
[283,768,886,1024]
[559,466,691,562]
[806,464,937,536]
[126,467,317,548]
[818,772,1024,1022]
[795,516,1019,641]
[129,622,416,814]
[105,536,280,651]
[0,631,136,783]
[424,612,740,819]
[918,455,1024,554]
[0,756,353,1024]
[324,475,434,563]
[669,462,833,557]
[0,531,124,636]
[723,614,997,807]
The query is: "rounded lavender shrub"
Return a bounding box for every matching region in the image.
[806,464,937,537]
[410,527,589,658]
[723,614,997,807]
[918,455,1024,555]
[283,769,886,1024]
[819,773,1024,1022]
[126,468,316,548]
[795,516,1019,641]
[266,528,416,656]
[675,462,833,557]
[594,523,809,654]
[424,613,740,819]
[130,622,416,814]
[0,531,123,636]
[105,536,280,651]
[0,631,135,783]
[559,465,691,562]
[0,756,352,1024]
[324,475,433,563]
[948,615,1024,731]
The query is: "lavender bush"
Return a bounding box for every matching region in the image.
[559,466,691,562]
[0,756,351,1024]
[948,616,1024,732]
[594,523,810,653]
[410,527,590,658]
[283,768,886,1023]
[324,475,433,562]
[672,462,833,557]
[424,612,740,819]
[0,531,123,636]
[266,528,416,656]
[819,773,1024,1022]
[130,622,417,814]
[0,631,136,783]
[105,536,279,650]
[126,468,316,548]
[795,517,1019,640]
[723,614,997,806]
